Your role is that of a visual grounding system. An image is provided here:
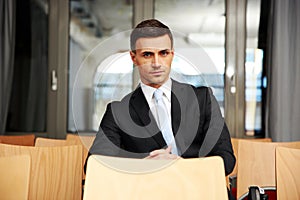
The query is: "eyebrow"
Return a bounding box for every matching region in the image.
[139,49,171,53]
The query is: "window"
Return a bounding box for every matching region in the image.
[6,0,48,133]
[68,0,133,132]
[155,0,226,114]
[245,0,263,136]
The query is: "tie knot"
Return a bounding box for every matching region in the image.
[154,89,164,101]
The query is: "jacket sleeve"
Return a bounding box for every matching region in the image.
[201,87,236,176]
[89,103,122,156]
[84,103,122,172]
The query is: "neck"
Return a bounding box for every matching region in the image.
[147,83,161,88]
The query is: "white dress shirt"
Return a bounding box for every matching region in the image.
[140,78,172,124]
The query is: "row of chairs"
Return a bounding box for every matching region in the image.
[229,138,300,200]
[82,138,300,200]
[1,134,300,200]
[0,134,95,200]
[1,134,230,200]
[0,133,95,148]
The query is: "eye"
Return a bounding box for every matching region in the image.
[143,52,152,58]
[160,50,170,56]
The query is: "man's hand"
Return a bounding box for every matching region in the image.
[145,146,180,159]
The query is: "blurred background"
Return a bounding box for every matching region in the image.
[1,0,299,142]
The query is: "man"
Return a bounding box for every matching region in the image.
[88,19,235,176]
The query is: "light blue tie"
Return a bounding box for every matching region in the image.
[154,89,178,155]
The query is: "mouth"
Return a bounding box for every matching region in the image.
[150,70,164,76]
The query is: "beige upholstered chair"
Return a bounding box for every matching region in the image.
[84,155,228,200]
[0,155,31,200]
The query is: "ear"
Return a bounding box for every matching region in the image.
[129,51,136,65]
[170,49,175,60]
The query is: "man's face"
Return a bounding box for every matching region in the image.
[130,34,174,88]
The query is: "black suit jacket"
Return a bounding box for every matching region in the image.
[89,80,235,175]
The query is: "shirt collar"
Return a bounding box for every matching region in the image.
[140,78,172,102]
[157,78,172,102]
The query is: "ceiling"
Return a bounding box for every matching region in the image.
[70,0,261,48]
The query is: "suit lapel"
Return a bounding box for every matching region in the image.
[171,80,190,155]
[130,87,166,147]
[129,81,195,154]
[171,90,181,135]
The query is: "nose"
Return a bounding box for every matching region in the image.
[152,53,160,68]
